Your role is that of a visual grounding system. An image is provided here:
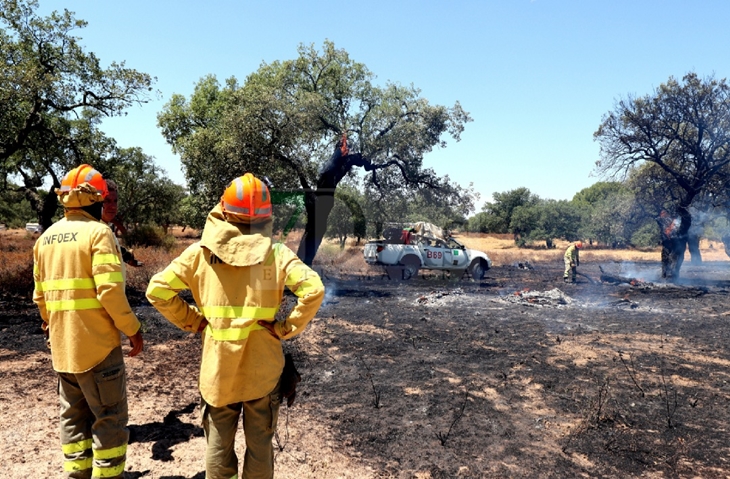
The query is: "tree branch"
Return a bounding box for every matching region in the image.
[273,152,312,191]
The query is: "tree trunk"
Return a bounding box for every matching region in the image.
[40,185,59,231]
[375,221,383,238]
[660,238,686,281]
[658,208,690,282]
[687,233,702,264]
[297,191,335,266]
[23,186,56,232]
[295,137,353,266]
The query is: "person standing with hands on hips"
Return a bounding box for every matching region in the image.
[146,173,325,479]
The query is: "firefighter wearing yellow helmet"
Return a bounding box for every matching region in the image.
[32,164,143,478]
[564,240,583,283]
[146,173,325,478]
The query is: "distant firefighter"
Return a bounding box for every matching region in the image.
[563,241,582,283]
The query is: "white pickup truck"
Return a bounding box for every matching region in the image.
[364,232,492,280]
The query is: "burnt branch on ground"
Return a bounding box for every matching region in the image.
[357,355,381,408]
[617,351,646,397]
[436,386,469,447]
[659,362,678,429]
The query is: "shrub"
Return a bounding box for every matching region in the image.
[123,224,176,250]
[631,223,660,249]
[0,236,35,298]
[123,243,189,294]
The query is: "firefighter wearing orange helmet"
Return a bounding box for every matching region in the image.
[563,240,583,283]
[146,173,325,478]
[32,164,143,478]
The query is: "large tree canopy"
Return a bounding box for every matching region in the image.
[158,41,472,264]
[104,147,186,231]
[478,187,540,239]
[0,0,155,228]
[594,72,730,279]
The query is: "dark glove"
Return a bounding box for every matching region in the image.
[280,353,301,407]
[121,246,143,267]
[42,322,51,349]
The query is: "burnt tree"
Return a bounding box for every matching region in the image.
[595,73,730,279]
[296,135,443,266]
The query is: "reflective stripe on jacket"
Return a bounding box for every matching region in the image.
[146,206,324,406]
[32,210,140,373]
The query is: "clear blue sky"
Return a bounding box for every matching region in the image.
[37,0,730,211]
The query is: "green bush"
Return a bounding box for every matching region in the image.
[631,222,660,249]
[123,224,176,250]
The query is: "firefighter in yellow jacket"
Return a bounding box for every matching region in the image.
[33,164,144,479]
[563,240,582,283]
[146,173,325,479]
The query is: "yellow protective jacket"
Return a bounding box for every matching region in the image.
[564,243,580,266]
[33,209,140,373]
[145,204,325,407]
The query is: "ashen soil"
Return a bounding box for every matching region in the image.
[2,259,730,478]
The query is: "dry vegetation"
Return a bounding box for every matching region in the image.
[0,230,36,298]
[4,229,729,302]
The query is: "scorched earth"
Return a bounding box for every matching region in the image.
[1,258,730,478]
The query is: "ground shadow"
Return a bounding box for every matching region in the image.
[329,287,392,298]
[124,472,205,479]
[128,402,204,462]
[159,473,205,479]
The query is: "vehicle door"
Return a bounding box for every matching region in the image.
[422,238,446,268]
[445,238,469,268]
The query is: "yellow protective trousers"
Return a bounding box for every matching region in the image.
[58,347,129,479]
[564,256,576,282]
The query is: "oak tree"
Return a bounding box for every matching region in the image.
[0,0,154,229]
[594,73,730,279]
[158,41,471,264]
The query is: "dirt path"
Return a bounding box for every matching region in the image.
[2,260,730,478]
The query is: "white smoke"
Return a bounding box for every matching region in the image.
[616,262,661,282]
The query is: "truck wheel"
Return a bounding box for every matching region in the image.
[400,255,421,280]
[469,259,486,280]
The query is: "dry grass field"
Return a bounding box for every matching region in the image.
[3,229,728,301]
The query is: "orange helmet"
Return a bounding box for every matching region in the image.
[575,241,583,249]
[220,173,272,223]
[58,164,108,198]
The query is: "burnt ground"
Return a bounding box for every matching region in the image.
[2,259,730,478]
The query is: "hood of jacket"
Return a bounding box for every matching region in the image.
[200,203,273,267]
[56,183,105,208]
